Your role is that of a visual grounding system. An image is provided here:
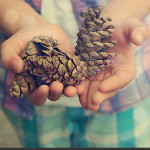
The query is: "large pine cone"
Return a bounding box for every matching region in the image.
[76,7,116,77]
[9,7,116,98]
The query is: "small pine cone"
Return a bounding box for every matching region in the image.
[9,36,87,98]
[76,7,116,77]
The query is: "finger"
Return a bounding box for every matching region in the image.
[48,81,63,101]
[76,81,86,95]
[92,90,117,105]
[123,18,150,45]
[1,55,24,73]
[87,80,100,111]
[0,37,25,73]
[88,104,100,112]
[63,86,77,98]
[28,85,49,106]
[88,90,117,112]
[99,69,135,93]
[87,80,101,109]
[78,79,90,109]
[131,25,150,46]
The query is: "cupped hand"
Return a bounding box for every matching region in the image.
[78,18,150,111]
[0,23,81,105]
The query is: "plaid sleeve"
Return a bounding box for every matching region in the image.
[0,0,43,120]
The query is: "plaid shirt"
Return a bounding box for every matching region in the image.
[1,0,150,120]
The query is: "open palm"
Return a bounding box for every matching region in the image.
[78,18,149,111]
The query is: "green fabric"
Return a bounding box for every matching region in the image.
[2,97,150,148]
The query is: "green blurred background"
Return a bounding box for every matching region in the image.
[0,107,22,148]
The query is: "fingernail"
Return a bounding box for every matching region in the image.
[136,33,144,44]
[11,60,17,72]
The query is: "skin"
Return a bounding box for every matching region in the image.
[79,18,149,111]
[78,0,150,111]
[0,0,79,105]
[0,0,150,110]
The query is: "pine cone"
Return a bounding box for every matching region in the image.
[76,7,116,77]
[9,7,116,98]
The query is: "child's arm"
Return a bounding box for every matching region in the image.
[101,0,150,19]
[0,0,80,104]
[0,0,49,36]
[79,0,150,111]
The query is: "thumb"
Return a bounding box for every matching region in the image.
[123,18,150,46]
[0,37,24,73]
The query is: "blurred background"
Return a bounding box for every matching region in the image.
[0,107,22,148]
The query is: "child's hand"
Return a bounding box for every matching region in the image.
[78,18,150,111]
[0,23,83,105]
